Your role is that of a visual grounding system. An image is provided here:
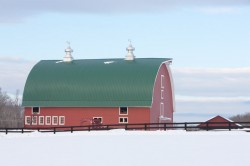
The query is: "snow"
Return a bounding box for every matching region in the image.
[55,60,63,63]
[1,130,250,166]
[104,61,115,64]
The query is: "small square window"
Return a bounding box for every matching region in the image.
[119,117,128,124]
[120,107,128,115]
[92,117,102,124]
[32,107,40,114]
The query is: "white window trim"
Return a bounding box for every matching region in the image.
[45,116,51,125]
[39,116,44,125]
[25,116,31,125]
[93,117,103,123]
[160,102,164,116]
[161,90,164,99]
[59,116,65,125]
[52,116,58,125]
[32,116,37,125]
[32,107,40,114]
[161,75,165,89]
[119,107,128,115]
[119,117,128,124]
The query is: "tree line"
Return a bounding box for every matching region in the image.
[230,112,250,127]
[0,88,23,128]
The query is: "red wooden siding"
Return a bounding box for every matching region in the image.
[150,63,174,123]
[24,107,150,128]
[198,116,239,128]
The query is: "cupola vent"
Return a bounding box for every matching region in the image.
[125,40,135,61]
[63,41,74,62]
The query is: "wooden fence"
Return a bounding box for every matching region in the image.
[1,121,250,134]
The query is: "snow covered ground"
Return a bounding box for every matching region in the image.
[1,129,250,166]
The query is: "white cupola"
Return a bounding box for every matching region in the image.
[125,40,135,61]
[63,41,74,62]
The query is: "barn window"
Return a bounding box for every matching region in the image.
[59,116,65,125]
[161,75,165,89]
[25,116,31,125]
[46,116,51,125]
[160,103,164,116]
[119,107,128,115]
[52,116,58,125]
[119,117,128,123]
[39,116,44,125]
[161,90,164,99]
[92,117,102,124]
[32,107,40,114]
[32,116,37,125]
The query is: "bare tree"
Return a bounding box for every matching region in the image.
[230,112,250,127]
[14,89,20,106]
[0,88,24,128]
[0,88,9,112]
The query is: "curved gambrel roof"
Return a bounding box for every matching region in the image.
[22,58,171,107]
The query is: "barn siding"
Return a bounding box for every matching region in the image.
[198,116,239,128]
[150,63,174,123]
[24,107,150,128]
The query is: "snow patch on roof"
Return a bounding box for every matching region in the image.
[104,61,115,64]
[55,60,63,64]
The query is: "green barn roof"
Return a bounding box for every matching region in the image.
[22,58,171,107]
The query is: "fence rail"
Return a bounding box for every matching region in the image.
[1,121,250,134]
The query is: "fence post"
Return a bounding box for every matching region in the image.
[53,127,56,134]
[184,123,187,131]
[71,127,73,133]
[125,124,128,130]
[206,122,209,131]
[229,122,231,131]
[88,126,90,132]
[164,123,166,131]
[5,128,8,135]
[144,124,147,131]
[22,128,24,134]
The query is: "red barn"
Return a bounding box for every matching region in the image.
[22,43,175,128]
[198,115,242,129]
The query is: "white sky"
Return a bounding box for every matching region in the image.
[0,0,250,121]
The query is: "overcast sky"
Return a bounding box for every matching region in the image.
[0,0,250,121]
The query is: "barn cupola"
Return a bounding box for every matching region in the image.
[125,40,135,61]
[63,41,74,62]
